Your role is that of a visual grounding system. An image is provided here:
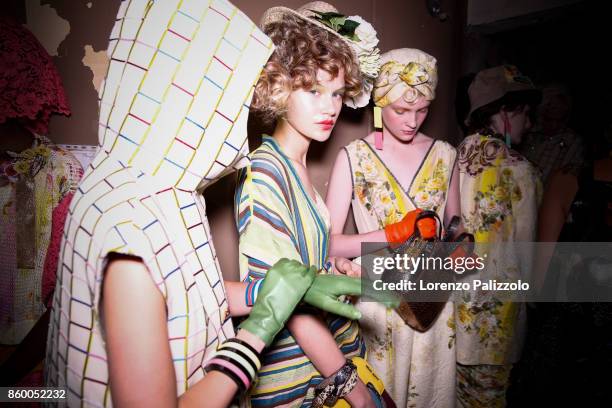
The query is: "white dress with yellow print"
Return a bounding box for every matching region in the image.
[456,133,541,367]
[344,138,457,408]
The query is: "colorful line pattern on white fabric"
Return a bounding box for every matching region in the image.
[44,1,273,406]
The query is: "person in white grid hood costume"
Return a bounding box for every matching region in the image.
[44,0,274,405]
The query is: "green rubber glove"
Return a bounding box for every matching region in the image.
[303,275,400,320]
[239,259,316,346]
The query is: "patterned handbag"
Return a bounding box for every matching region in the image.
[383,211,475,332]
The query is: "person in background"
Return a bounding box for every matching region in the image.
[455,65,542,407]
[519,83,584,185]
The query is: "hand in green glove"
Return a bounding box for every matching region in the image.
[239,259,400,347]
[239,259,317,346]
[304,274,400,320]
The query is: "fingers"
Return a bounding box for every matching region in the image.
[315,274,362,296]
[360,280,400,308]
[334,257,361,277]
[347,261,361,277]
[334,257,350,275]
[304,275,398,317]
[416,217,437,239]
[315,295,362,320]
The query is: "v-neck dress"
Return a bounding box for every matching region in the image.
[344,138,457,408]
[235,136,364,407]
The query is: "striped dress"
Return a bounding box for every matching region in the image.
[235,136,365,407]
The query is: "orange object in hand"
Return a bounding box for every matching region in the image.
[384,208,437,245]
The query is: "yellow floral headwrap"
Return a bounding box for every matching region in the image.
[373,48,437,107]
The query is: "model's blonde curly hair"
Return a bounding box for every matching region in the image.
[252,14,362,124]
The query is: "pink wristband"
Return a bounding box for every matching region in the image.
[207,357,251,390]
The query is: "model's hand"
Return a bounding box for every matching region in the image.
[239,259,316,346]
[384,208,436,245]
[334,257,362,277]
[304,275,399,320]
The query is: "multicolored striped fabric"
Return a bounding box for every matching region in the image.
[235,136,365,407]
[44,1,273,406]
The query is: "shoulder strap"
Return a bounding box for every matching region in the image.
[343,141,366,200]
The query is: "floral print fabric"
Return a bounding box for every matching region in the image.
[0,136,82,344]
[350,139,455,231]
[345,138,457,408]
[456,363,511,408]
[456,134,541,366]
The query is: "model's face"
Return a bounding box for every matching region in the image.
[285,69,345,143]
[382,95,431,143]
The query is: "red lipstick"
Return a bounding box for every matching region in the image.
[316,119,335,131]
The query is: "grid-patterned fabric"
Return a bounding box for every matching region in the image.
[44,1,273,406]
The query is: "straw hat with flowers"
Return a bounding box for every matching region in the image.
[261,1,381,108]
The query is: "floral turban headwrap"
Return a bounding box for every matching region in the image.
[373,48,437,108]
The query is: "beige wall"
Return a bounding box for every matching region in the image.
[35,0,465,280]
[35,0,122,146]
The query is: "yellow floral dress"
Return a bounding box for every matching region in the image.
[0,136,82,344]
[344,138,457,408]
[456,134,541,406]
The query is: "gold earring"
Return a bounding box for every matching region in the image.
[374,106,383,150]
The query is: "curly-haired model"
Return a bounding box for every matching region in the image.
[235,3,389,408]
[252,14,362,124]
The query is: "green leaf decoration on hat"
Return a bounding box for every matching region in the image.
[339,19,360,40]
[310,10,361,42]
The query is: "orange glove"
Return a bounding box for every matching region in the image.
[384,208,437,245]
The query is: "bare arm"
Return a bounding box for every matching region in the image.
[594,157,612,182]
[326,150,386,258]
[287,315,373,408]
[103,259,264,408]
[180,330,265,408]
[103,259,178,407]
[287,315,346,376]
[537,171,577,242]
[533,171,578,291]
[224,280,251,317]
